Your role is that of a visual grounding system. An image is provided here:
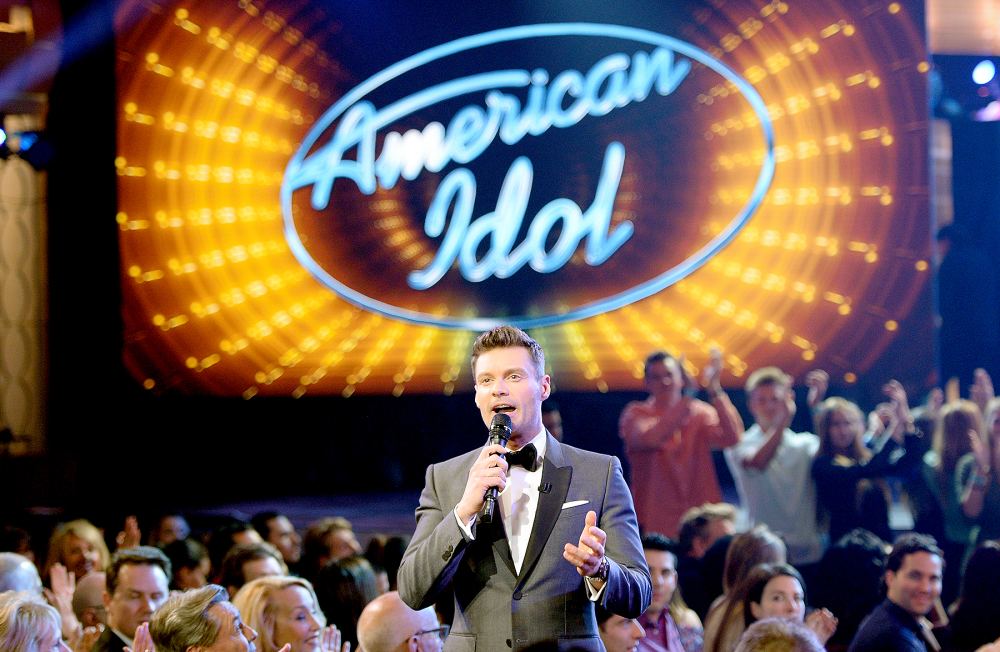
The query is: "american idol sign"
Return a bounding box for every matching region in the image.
[281,23,774,329]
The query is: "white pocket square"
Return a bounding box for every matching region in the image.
[561,500,589,510]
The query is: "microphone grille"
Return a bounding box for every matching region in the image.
[490,412,512,430]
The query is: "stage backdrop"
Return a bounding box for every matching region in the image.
[115,1,931,397]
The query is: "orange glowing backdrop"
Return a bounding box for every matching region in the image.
[115,1,931,397]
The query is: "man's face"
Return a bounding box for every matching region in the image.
[474,346,550,444]
[158,516,190,546]
[599,615,645,652]
[105,563,169,638]
[267,516,302,564]
[886,551,942,617]
[645,549,677,617]
[542,408,563,441]
[748,383,788,430]
[326,529,361,562]
[202,602,257,652]
[698,518,734,556]
[644,359,681,402]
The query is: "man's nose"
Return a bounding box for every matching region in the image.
[492,379,509,395]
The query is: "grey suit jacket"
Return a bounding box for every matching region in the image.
[398,433,651,651]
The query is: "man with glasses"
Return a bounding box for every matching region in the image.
[357,591,446,651]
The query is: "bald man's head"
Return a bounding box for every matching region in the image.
[357,591,440,652]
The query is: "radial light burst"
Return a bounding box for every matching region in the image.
[116,1,930,396]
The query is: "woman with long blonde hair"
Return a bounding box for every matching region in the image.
[233,575,348,652]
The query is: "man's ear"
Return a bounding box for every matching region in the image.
[102,590,112,610]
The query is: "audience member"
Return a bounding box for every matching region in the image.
[677,503,737,619]
[43,519,110,581]
[161,537,211,590]
[619,349,743,537]
[0,525,35,562]
[811,529,889,652]
[356,590,445,652]
[252,511,303,571]
[72,571,107,628]
[93,545,171,652]
[946,541,1000,652]
[0,590,70,652]
[704,526,787,652]
[206,517,264,584]
[598,602,647,652]
[734,617,824,652]
[812,388,918,544]
[219,541,288,598]
[146,513,191,548]
[315,555,380,649]
[0,551,42,594]
[848,533,944,652]
[724,368,824,567]
[301,517,362,584]
[149,584,257,652]
[637,533,703,652]
[739,563,836,646]
[233,575,347,652]
[957,397,1000,545]
[921,401,980,605]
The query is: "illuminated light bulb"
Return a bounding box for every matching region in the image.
[884,320,898,331]
[844,372,857,383]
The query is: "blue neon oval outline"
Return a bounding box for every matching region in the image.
[281,22,775,331]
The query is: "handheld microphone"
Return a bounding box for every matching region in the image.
[479,412,512,524]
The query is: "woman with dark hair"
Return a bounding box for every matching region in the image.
[810,529,888,652]
[315,554,380,649]
[703,526,787,652]
[739,563,836,646]
[947,540,1000,652]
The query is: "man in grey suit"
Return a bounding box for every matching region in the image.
[398,325,651,651]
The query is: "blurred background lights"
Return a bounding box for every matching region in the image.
[972,59,996,85]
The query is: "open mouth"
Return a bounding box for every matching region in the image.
[492,404,515,413]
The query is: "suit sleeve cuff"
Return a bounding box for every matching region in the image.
[454,508,477,541]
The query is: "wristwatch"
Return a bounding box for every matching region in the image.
[588,556,610,582]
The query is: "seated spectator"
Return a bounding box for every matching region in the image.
[251,511,302,571]
[43,519,110,581]
[146,513,191,548]
[95,545,171,652]
[301,517,362,584]
[947,540,1000,652]
[542,400,564,441]
[597,602,647,652]
[71,571,107,628]
[677,503,737,619]
[739,563,836,646]
[356,590,446,652]
[704,526,787,652]
[734,617,824,652]
[150,584,257,651]
[847,533,944,652]
[810,529,889,652]
[206,517,263,583]
[161,537,211,590]
[233,575,346,652]
[0,590,70,652]
[219,542,287,597]
[315,555,381,649]
[638,533,702,652]
[0,552,42,594]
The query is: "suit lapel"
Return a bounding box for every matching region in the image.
[516,434,572,585]
[489,509,517,577]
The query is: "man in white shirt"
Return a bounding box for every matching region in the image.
[723,367,824,566]
[398,325,650,651]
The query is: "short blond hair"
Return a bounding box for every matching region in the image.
[744,367,791,394]
[233,576,325,652]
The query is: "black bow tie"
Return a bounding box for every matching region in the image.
[506,444,538,472]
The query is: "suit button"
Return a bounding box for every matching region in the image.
[512,590,522,600]
[442,544,454,561]
[506,639,512,648]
